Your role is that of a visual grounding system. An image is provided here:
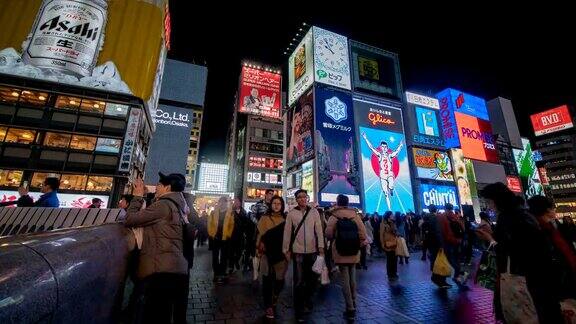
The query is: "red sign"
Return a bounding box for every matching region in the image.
[506,176,522,193]
[530,105,573,136]
[455,112,499,163]
[239,66,282,118]
[538,168,549,186]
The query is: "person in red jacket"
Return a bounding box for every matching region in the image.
[431,203,464,287]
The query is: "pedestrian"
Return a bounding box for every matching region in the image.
[380,211,399,281]
[0,186,34,207]
[229,197,246,273]
[476,182,564,324]
[442,203,465,285]
[124,173,189,324]
[421,207,438,262]
[34,177,60,207]
[396,212,410,265]
[251,189,274,221]
[325,194,367,321]
[88,197,103,208]
[528,195,576,299]
[428,203,457,289]
[282,189,325,322]
[559,216,576,251]
[358,214,373,270]
[256,195,288,319]
[208,196,235,283]
[198,211,209,247]
[371,213,382,255]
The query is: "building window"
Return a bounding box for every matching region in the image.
[0,127,6,141]
[95,138,121,153]
[104,103,129,117]
[0,169,23,187]
[60,174,87,190]
[80,99,105,114]
[70,135,97,151]
[19,90,48,107]
[0,87,22,105]
[44,132,72,148]
[31,172,61,189]
[55,95,81,110]
[86,176,113,192]
[255,128,263,138]
[4,128,36,144]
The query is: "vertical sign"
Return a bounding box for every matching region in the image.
[119,108,141,172]
[450,148,473,205]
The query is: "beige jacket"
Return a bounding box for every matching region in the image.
[325,207,367,264]
[282,206,325,254]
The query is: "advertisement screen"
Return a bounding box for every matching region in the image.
[539,168,549,186]
[354,98,414,214]
[350,41,402,100]
[238,66,281,118]
[506,176,523,193]
[144,104,193,184]
[455,112,499,163]
[419,183,459,212]
[249,156,283,170]
[412,148,453,181]
[315,87,360,206]
[302,160,314,202]
[0,0,169,109]
[0,191,109,208]
[288,29,314,106]
[513,138,544,198]
[285,89,314,170]
[450,149,473,205]
[247,172,282,185]
[415,106,440,137]
[313,27,351,90]
[530,105,574,136]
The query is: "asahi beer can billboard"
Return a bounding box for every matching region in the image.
[22,0,108,77]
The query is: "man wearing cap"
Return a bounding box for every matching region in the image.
[125,172,190,324]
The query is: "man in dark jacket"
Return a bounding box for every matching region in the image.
[250,189,273,221]
[125,173,189,324]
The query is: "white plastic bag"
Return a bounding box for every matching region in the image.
[312,255,325,274]
[320,265,330,285]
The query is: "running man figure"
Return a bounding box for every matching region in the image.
[362,132,403,209]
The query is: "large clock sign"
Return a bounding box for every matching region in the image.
[313,26,351,90]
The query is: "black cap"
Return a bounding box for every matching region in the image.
[158,172,186,192]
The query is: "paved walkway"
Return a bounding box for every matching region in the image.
[186,247,495,323]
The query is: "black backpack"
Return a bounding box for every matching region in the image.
[335,217,361,256]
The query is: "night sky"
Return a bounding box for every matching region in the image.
[168,5,575,162]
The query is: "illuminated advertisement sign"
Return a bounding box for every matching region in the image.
[247,172,282,185]
[412,148,453,181]
[302,160,314,202]
[513,138,544,198]
[419,183,459,212]
[506,176,523,193]
[313,26,351,90]
[354,97,414,214]
[406,92,439,109]
[350,41,402,100]
[238,66,282,118]
[411,103,445,147]
[438,92,460,148]
[285,89,314,170]
[315,87,360,206]
[288,29,314,106]
[455,112,499,163]
[248,156,283,170]
[0,191,109,208]
[450,149,473,205]
[197,163,229,193]
[119,108,141,173]
[530,105,574,136]
[539,168,549,186]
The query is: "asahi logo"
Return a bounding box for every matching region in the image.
[39,15,100,42]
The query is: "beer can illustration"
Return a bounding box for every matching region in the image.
[22,0,108,77]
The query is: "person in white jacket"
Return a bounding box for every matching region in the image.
[283,189,325,322]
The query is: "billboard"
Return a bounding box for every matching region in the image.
[144,104,193,185]
[119,108,142,173]
[419,183,459,212]
[349,41,401,99]
[513,138,544,198]
[506,176,523,193]
[0,191,108,208]
[455,112,498,163]
[354,97,414,214]
[530,105,574,136]
[302,160,314,202]
[285,89,314,170]
[412,148,453,181]
[197,163,229,192]
[238,66,281,118]
[288,29,314,106]
[313,26,351,90]
[406,92,440,109]
[450,148,473,205]
[0,0,169,111]
[315,87,360,206]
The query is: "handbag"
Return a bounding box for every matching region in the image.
[500,257,538,324]
[474,245,497,291]
[432,248,453,277]
[395,237,410,257]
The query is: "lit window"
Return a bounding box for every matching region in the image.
[70,135,96,151]
[0,169,23,187]
[86,176,113,192]
[19,90,48,107]
[0,127,6,141]
[31,173,61,189]
[80,99,105,114]
[0,86,21,104]
[44,132,72,148]
[95,138,121,153]
[104,103,129,117]
[60,174,87,190]
[55,95,81,110]
[5,128,36,144]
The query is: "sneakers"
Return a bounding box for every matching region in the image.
[343,310,356,321]
[265,307,275,319]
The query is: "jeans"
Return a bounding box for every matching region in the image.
[293,253,319,316]
[385,251,397,278]
[141,272,189,324]
[211,239,228,277]
[338,264,357,311]
[444,245,461,279]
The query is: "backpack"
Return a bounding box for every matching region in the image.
[335,217,361,256]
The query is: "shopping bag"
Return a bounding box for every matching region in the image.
[252,256,260,281]
[312,255,325,274]
[395,237,410,257]
[474,248,497,291]
[432,249,453,277]
[320,265,330,285]
[500,257,538,324]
